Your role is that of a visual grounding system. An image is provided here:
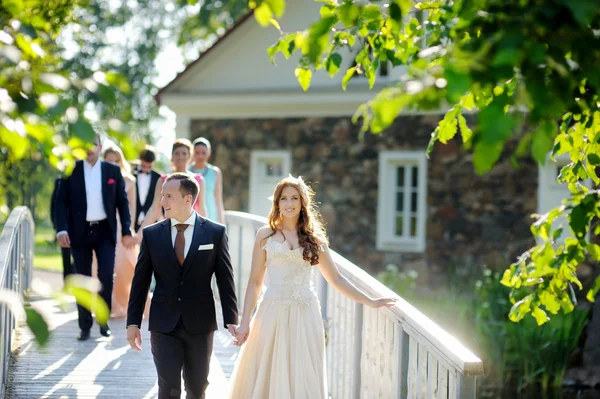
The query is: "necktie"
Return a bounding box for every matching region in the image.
[175,224,189,266]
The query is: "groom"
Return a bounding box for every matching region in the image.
[126,172,238,399]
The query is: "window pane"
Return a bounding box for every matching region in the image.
[411,192,418,212]
[395,216,403,236]
[410,216,418,237]
[397,166,405,187]
[411,166,419,188]
[265,161,283,177]
[396,191,404,212]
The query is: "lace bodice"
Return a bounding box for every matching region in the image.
[261,236,318,307]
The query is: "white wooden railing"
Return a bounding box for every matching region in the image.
[225,211,483,399]
[0,207,35,397]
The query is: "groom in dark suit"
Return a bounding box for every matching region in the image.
[55,134,134,340]
[126,173,238,399]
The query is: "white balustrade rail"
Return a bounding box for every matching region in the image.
[225,211,483,399]
[0,207,35,397]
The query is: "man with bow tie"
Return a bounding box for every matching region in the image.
[133,146,162,232]
[55,133,134,341]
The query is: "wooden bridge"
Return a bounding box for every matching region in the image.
[1,207,483,398]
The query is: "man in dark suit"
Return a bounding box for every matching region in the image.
[50,176,76,280]
[55,134,134,340]
[132,146,161,232]
[126,173,238,399]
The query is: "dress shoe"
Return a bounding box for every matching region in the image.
[100,325,111,337]
[77,330,91,341]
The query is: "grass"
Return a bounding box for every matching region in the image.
[34,224,63,273]
[33,252,63,273]
[1,221,64,273]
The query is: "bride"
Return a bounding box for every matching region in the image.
[228,175,396,398]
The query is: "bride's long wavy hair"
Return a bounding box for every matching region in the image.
[264,176,328,266]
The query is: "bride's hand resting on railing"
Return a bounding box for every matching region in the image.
[367,297,397,308]
[233,324,250,347]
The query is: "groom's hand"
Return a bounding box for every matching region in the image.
[227,324,237,337]
[127,326,143,351]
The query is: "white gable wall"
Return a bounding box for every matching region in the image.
[161,0,405,119]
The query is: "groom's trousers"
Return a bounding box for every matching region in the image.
[151,318,214,399]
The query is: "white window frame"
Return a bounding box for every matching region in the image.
[249,150,292,216]
[377,151,428,252]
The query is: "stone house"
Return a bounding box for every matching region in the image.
[155,0,565,284]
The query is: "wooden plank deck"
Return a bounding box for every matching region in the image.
[6,272,240,398]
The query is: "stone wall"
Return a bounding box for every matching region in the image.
[190,115,538,286]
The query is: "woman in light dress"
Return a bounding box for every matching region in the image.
[189,137,225,224]
[228,175,396,399]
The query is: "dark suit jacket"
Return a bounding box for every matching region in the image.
[127,214,238,334]
[50,176,64,231]
[55,160,132,246]
[133,167,161,231]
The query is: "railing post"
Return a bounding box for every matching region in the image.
[352,302,363,399]
[458,374,477,399]
[319,274,328,319]
[397,326,410,399]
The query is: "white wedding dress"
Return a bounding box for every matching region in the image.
[228,236,327,398]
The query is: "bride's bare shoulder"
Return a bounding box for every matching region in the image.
[256,225,273,241]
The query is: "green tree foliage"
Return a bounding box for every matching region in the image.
[252,0,600,323]
[176,0,249,53]
[0,0,135,172]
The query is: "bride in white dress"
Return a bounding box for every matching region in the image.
[228,175,396,399]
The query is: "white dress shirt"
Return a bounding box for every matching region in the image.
[170,211,196,258]
[136,172,151,223]
[84,160,107,221]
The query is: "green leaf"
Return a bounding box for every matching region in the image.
[339,3,360,27]
[444,67,471,103]
[105,72,131,94]
[325,53,342,77]
[587,243,600,261]
[508,294,532,322]
[587,276,600,302]
[458,114,472,144]
[531,306,549,326]
[588,153,600,166]
[253,3,273,27]
[25,307,50,347]
[2,0,24,16]
[295,68,312,91]
[69,119,96,142]
[473,141,504,175]
[565,0,600,27]
[342,67,357,90]
[492,48,521,67]
[266,0,285,17]
[478,101,515,145]
[569,204,588,238]
[63,275,110,325]
[389,2,403,22]
[0,127,30,159]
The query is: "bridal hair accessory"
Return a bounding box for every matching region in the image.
[267,174,304,201]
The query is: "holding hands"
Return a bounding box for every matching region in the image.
[228,323,249,347]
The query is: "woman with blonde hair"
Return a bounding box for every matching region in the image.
[102,146,149,318]
[228,175,396,398]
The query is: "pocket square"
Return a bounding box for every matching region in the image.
[198,244,214,251]
[107,178,115,185]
